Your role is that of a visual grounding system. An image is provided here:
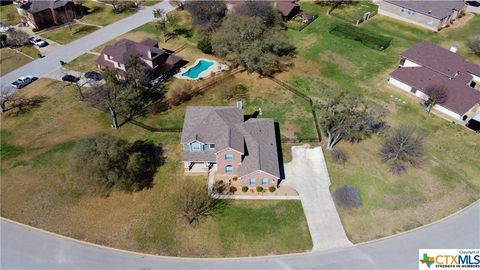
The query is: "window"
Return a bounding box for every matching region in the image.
[262,178,269,186]
[410,88,417,94]
[225,153,234,160]
[182,144,189,151]
[209,144,215,149]
[225,165,233,173]
[249,178,256,185]
[191,142,202,152]
[401,8,404,12]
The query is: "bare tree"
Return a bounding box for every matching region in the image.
[0,87,15,113]
[423,85,448,115]
[153,8,179,43]
[87,83,122,128]
[1,87,45,114]
[315,0,353,15]
[180,183,226,226]
[59,9,77,35]
[469,36,480,56]
[380,126,424,175]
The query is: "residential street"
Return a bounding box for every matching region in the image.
[0,1,175,88]
[1,201,479,270]
[283,145,352,251]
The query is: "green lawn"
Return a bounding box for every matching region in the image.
[80,1,135,27]
[0,48,33,76]
[0,3,20,26]
[279,2,480,242]
[331,1,378,24]
[0,78,312,257]
[143,0,163,6]
[64,53,99,72]
[39,24,100,44]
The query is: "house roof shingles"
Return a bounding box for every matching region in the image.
[276,0,300,17]
[17,0,72,13]
[181,106,281,179]
[96,38,182,70]
[384,0,466,20]
[391,42,480,115]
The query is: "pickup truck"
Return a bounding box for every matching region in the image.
[11,76,37,89]
[29,37,48,47]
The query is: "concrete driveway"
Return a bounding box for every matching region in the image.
[282,145,352,251]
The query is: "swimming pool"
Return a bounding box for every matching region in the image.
[181,59,215,79]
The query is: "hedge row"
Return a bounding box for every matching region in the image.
[329,22,392,51]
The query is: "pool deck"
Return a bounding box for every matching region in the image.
[174,58,229,80]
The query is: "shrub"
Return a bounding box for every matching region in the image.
[469,36,480,56]
[269,186,276,192]
[168,89,192,106]
[256,186,264,192]
[242,186,248,192]
[331,149,347,164]
[222,84,248,101]
[213,180,226,194]
[332,185,361,209]
[197,36,212,54]
[229,186,237,194]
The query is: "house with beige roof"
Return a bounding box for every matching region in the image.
[181,105,281,189]
[377,0,467,31]
[388,42,480,123]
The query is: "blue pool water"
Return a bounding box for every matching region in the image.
[182,60,215,79]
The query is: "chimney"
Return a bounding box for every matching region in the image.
[147,50,153,59]
[450,44,459,53]
[236,99,243,110]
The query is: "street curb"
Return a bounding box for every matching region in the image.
[2,199,479,260]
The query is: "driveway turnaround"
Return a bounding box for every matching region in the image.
[0,1,175,88]
[283,145,352,251]
[1,201,479,269]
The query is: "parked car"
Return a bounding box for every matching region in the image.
[11,76,37,89]
[61,74,80,83]
[29,37,48,47]
[84,71,102,81]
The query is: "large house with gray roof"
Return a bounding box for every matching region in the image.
[388,42,480,123]
[377,0,467,31]
[181,105,281,188]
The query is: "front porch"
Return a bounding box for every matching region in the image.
[184,161,214,176]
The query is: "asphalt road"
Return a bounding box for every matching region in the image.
[1,201,479,270]
[0,1,175,88]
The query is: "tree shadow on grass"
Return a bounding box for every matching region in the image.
[129,140,166,190]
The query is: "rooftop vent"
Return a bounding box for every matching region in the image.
[450,44,459,53]
[428,10,432,14]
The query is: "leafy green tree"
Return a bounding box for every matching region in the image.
[211,15,295,76]
[70,134,164,194]
[153,8,179,43]
[233,0,282,27]
[318,92,385,151]
[197,36,212,54]
[185,1,227,32]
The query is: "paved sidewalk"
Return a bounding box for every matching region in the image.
[283,145,352,251]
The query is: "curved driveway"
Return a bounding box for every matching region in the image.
[2,201,479,270]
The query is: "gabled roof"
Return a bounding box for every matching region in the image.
[384,0,466,20]
[391,42,480,115]
[237,118,280,178]
[276,0,300,17]
[181,107,244,162]
[17,0,72,13]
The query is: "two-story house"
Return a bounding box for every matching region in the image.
[96,38,183,80]
[14,0,81,30]
[388,42,480,123]
[377,0,467,31]
[180,105,281,188]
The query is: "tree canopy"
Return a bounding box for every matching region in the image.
[233,1,282,27]
[70,134,164,194]
[185,1,227,32]
[318,92,385,150]
[211,15,295,76]
[424,85,448,114]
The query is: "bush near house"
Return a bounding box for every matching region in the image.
[242,186,249,192]
[269,186,276,192]
[256,186,264,192]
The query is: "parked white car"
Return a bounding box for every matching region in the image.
[29,37,48,47]
[11,76,37,89]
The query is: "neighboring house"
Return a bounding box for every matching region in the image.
[274,0,301,20]
[224,0,301,21]
[181,105,281,188]
[388,42,480,122]
[13,0,81,30]
[96,38,183,80]
[377,0,467,31]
